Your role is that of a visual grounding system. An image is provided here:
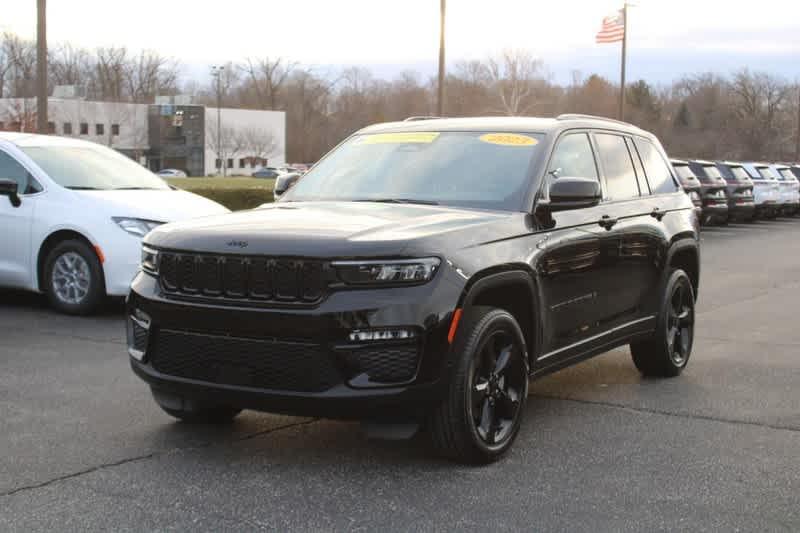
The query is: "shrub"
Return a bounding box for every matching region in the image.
[166,177,275,211]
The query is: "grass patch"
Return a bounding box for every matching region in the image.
[167,177,275,211]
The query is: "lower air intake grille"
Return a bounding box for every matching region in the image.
[353,344,419,383]
[149,329,341,393]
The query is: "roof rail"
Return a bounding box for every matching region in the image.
[403,116,442,122]
[556,113,634,127]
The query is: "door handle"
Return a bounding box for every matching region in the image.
[598,215,617,230]
[650,207,665,221]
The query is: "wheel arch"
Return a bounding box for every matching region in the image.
[457,266,542,367]
[36,229,101,293]
[666,238,700,301]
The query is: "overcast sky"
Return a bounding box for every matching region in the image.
[6,0,800,84]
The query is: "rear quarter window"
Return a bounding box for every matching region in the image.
[634,139,679,194]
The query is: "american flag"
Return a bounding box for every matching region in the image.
[596,9,625,44]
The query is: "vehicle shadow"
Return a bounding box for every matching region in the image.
[0,288,125,316]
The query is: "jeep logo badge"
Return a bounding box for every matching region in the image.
[226,240,248,248]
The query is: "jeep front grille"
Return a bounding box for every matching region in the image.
[158,251,328,305]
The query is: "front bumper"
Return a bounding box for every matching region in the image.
[127,268,464,420]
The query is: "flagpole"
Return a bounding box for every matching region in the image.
[618,2,628,121]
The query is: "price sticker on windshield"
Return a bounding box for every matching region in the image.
[356,132,440,145]
[479,133,538,147]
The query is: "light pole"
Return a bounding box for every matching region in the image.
[437,0,446,117]
[36,0,48,134]
[211,65,225,176]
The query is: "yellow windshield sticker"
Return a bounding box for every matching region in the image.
[356,132,440,145]
[479,133,538,147]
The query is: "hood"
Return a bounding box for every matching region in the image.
[73,189,229,222]
[145,201,516,257]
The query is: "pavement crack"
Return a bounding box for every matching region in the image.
[0,418,319,498]
[532,394,800,433]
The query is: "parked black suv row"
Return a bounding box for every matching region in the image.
[128,115,700,464]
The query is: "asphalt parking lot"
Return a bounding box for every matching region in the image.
[1,219,799,532]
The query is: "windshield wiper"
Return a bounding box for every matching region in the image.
[353,198,439,205]
[65,186,102,190]
[113,187,161,190]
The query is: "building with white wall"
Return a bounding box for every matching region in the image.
[0,96,285,176]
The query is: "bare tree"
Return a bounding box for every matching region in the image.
[240,126,281,165]
[206,120,246,175]
[730,69,790,159]
[3,33,37,98]
[240,57,296,110]
[487,50,544,116]
[125,50,180,103]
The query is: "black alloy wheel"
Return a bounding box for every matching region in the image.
[666,279,694,367]
[470,329,526,447]
[630,269,695,377]
[429,307,529,464]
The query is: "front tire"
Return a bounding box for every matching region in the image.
[429,307,529,464]
[630,269,695,377]
[44,239,106,315]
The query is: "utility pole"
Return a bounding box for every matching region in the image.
[437,0,446,117]
[36,0,48,134]
[617,2,628,122]
[211,65,225,176]
[794,84,800,162]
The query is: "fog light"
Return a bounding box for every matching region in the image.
[127,309,151,360]
[349,328,417,342]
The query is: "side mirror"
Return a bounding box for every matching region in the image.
[0,179,21,207]
[274,172,302,198]
[538,177,601,213]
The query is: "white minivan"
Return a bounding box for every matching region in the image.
[0,132,228,314]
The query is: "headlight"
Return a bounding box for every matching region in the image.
[332,258,440,285]
[113,217,163,237]
[141,245,159,275]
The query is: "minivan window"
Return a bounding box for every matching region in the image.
[594,133,640,200]
[777,168,794,181]
[284,131,544,211]
[0,150,41,194]
[547,133,598,181]
[635,139,678,194]
[22,145,169,191]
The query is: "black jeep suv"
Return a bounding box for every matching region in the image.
[128,115,700,464]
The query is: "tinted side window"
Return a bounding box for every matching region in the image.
[594,133,640,200]
[635,139,679,194]
[547,133,598,181]
[0,151,40,194]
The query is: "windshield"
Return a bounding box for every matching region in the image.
[673,165,696,180]
[283,131,544,211]
[22,145,169,190]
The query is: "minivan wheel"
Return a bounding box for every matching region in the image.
[44,240,105,315]
[630,269,695,377]
[429,307,529,464]
[151,389,241,424]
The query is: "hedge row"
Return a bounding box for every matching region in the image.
[167,177,275,211]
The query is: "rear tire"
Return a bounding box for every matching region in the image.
[44,239,105,315]
[630,269,695,378]
[428,307,529,464]
[152,389,241,424]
